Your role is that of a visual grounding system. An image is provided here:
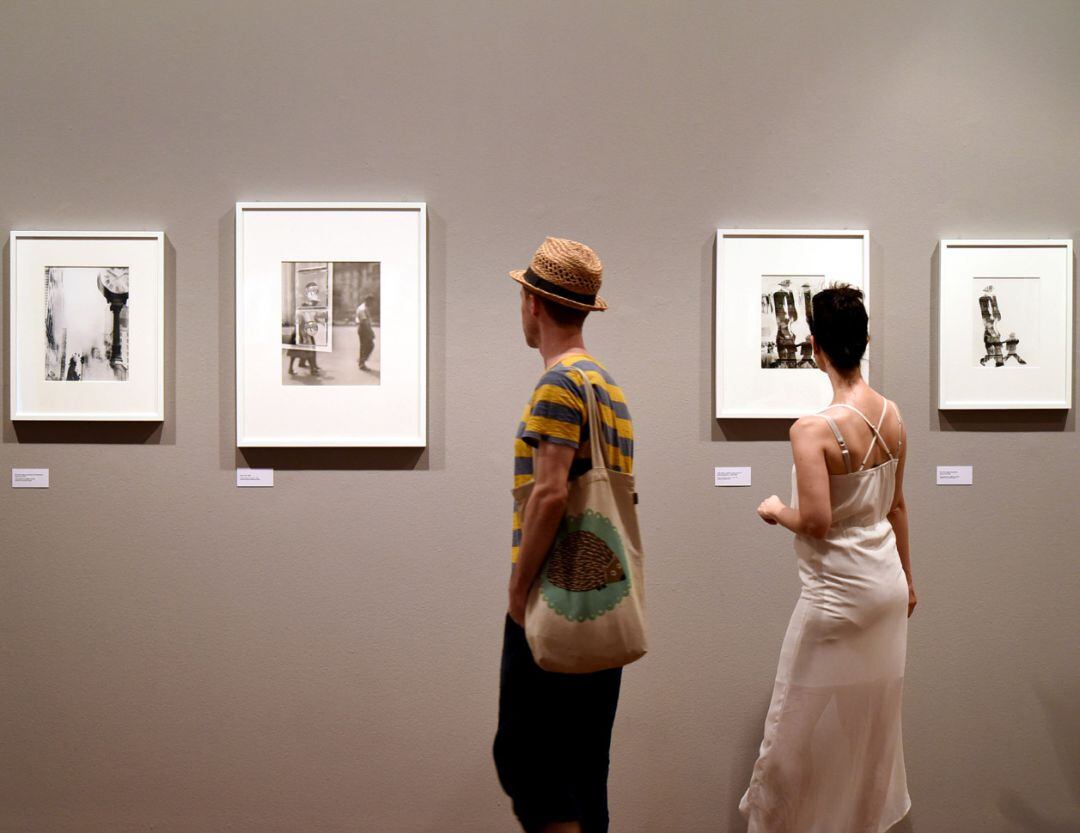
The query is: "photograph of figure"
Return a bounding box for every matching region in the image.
[281,261,380,385]
[974,279,1038,368]
[44,266,131,382]
[355,293,377,371]
[760,275,827,369]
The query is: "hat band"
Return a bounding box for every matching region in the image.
[523,267,597,306]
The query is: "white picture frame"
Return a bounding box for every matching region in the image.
[938,239,1073,410]
[715,229,870,418]
[9,230,165,421]
[235,202,427,447]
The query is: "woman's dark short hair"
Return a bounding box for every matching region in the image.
[809,284,867,372]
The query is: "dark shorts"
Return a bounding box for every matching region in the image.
[493,615,622,833]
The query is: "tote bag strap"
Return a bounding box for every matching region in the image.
[567,365,609,472]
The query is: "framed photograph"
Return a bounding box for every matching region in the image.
[715,229,870,418]
[938,239,1073,410]
[236,202,425,446]
[9,230,164,421]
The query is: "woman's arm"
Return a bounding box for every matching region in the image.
[886,418,916,616]
[757,418,833,539]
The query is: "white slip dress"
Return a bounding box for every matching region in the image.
[740,401,911,833]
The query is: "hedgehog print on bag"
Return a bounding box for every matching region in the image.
[546,530,626,592]
[540,509,631,622]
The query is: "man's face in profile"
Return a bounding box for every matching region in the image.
[520,288,540,349]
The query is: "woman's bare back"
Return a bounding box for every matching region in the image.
[811,389,905,476]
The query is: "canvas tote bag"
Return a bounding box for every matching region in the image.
[513,367,647,674]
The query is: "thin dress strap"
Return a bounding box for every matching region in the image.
[827,400,896,469]
[814,414,853,474]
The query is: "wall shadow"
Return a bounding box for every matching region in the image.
[713,418,792,442]
[3,238,13,441]
[423,205,446,471]
[237,446,425,471]
[937,410,1070,432]
[3,235,176,445]
[12,421,164,444]
[701,231,716,441]
[927,244,940,432]
[161,236,178,443]
[218,207,236,468]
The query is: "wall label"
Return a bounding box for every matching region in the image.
[12,469,49,488]
[236,468,274,487]
[715,467,752,487]
[936,465,973,486]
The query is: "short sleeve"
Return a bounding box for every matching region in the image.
[521,368,585,449]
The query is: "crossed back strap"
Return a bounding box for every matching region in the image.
[817,398,901,472]
[817,413,853,474]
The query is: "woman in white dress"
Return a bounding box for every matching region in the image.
[741,285,917,833]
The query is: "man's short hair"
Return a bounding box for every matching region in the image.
[536,293,589,328]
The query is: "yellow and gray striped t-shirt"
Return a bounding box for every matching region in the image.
[511,353,634,563]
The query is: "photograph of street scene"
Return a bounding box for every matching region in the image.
[281,261,380,386]
[44,266,131,382]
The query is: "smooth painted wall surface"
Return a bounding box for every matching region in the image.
[2,2,1078,831]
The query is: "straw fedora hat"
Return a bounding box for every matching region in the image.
[509,237,608,312]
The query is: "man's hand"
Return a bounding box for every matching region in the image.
[510,440,575,628]
[508,584,528,627]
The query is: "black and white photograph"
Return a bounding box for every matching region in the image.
[760,275,828,369]
[972,277,1039,368]
[938,239,1070,410]
[44,266,131,382]
[716,229,869,418]
[281,261,380,385]
[237,202,424,445]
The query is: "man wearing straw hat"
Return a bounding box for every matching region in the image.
[493,237,636,833]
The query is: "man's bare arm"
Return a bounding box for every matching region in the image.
[508,440,577,624]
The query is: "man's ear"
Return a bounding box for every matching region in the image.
[527,291,542,318]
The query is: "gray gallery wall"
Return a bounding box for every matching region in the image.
[2,1,1078,831]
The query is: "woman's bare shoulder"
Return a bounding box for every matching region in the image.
[790,414,832,441]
